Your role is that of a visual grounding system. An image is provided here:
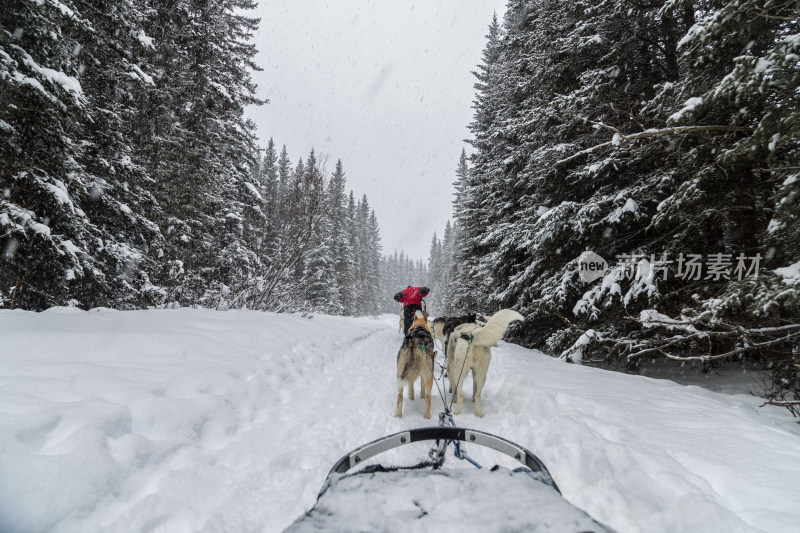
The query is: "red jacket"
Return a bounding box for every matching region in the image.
[394,286,429,306]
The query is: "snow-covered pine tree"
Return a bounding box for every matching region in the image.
[301,150,340,314]
[258,138,280,252]
[449,148,484,313]
[425,219,467,316]
[350,195,381,315]
[439,220,458,315]
[451,1,687,345]
[234,145,331,313]
[277,145,292,215]
[344,191,361,311]
[459,0,799,411]
[380,250,407,314]
[286,157,309,290]
[380,250,399,314]
[377,255,390,313]
[73,0,168,309]
[638,0,800,406]
[327,160,355,314]
[365,209,383,314]
[556,0,800,376]
[484,0,690,349]
[390,250,401,292]
[1,0,164,309]
[140,0,263,307]
[451,15,504,315]
[427,232,442,311]
[260,152,318,312]
[246,142,294,308]
[1,1,90,309]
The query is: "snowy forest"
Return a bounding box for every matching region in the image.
[2,1,800,408]
[424,1,800,410]
[4,3,800,531]
[0,0,403,316]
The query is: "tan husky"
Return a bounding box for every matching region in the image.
[395,310,437,419]
[447,309,524,417]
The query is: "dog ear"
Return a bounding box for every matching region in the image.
[415,310,424,319]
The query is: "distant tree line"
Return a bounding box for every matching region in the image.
[0,0,388,316]
[242,141,385,316]
[432,1,799,412]
[425,150,465,317]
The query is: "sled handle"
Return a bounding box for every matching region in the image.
[330,426,553,479]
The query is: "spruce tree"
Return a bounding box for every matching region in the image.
[302,150,339,313]
[456,0,799,406]
[327,160,355,314]
[1,0,164,309]
[365,209,383,314]
[141,0,263,307]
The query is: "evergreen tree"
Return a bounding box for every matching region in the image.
[440,220,458,314]
[327,160,355,314]
[288,157,308,287]
[365,209,383,314]
[236,145,337,314]
[1,0,400,321]
[456,0,799,411]
[427,232,441,311]
[277,145,292,214]
[302,151,339,313]
[141,0,263,307]
[451,14,504,314]
[259,138,280,251]
[1,0,164,309]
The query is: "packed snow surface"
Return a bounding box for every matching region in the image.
[1,308,799,532]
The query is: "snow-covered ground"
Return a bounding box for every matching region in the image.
[1,308,799,533]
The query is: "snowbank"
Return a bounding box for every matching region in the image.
[1,309,799,532]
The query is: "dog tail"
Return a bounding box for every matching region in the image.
[468,309,524,347]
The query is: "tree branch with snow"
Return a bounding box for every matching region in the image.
[555,126,754,165]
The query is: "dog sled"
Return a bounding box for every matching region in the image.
[285,413,615,532]
[286,308,615,531]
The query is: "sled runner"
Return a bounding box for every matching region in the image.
[285,421,615,532]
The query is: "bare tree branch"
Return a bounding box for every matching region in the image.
[760,400,800,408]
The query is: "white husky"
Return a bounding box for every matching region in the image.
[447,309,524,417]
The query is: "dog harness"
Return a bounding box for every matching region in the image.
[406,325,434,354]
[406,325,433,342]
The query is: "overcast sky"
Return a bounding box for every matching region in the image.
[247,1,507,261]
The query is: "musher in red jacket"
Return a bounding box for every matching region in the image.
[394,286,430,334]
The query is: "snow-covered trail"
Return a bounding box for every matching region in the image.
[1,309,799,533]
[0,309,407,532]
[473,344,800,532]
